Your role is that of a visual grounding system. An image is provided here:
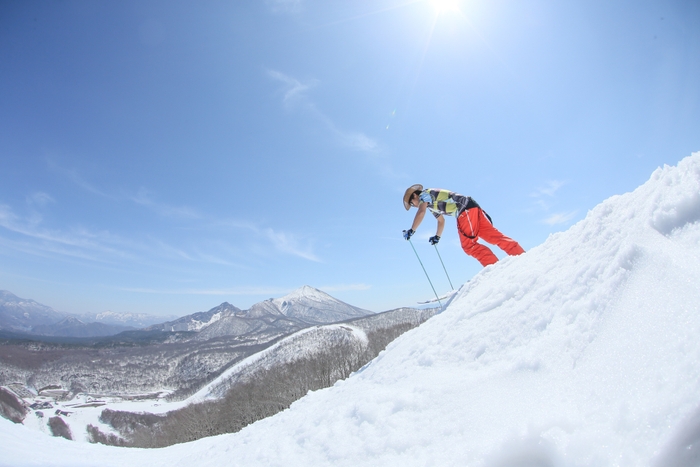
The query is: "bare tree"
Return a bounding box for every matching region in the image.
[0,387,27,423]
[48,416,72,440]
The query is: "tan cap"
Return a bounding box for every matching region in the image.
[403,184,423,210]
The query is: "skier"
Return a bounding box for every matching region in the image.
[402,184,525,267]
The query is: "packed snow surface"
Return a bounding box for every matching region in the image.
[2,152,700,466]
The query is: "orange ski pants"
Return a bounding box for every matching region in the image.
[457,208,525,267]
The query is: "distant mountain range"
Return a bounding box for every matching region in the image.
[0,290,174,338]
[0,290,65,333]
[147,285,373,341]
[0,287,428,403]
[30,317,134,338]
[81,310,176,329]
[0,286,374,340]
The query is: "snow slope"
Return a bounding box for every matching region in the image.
[2,152,700,466]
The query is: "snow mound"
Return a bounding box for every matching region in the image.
[2,152,700,467]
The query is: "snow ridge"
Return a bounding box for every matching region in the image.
[189,323,369,401]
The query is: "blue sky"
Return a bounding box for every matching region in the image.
[1,0,699,317]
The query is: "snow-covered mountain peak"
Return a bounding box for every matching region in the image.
[0,290,68,332]
[0,290,58,312]
[266,285,372,323]
[273,285,333,305]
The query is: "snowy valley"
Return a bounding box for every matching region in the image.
[0,286,436,448]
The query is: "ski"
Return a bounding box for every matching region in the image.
[417,289,458,304]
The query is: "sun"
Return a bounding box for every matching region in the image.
[428,0,462,14]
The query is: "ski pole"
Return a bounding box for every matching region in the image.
[433,244,454,291]
[407,237,442,308]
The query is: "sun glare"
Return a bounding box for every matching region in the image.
[428,0,461,14]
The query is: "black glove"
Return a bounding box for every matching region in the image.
[403,229,415,240]
[429,235,440,245]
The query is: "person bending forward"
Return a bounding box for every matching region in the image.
[403,184,525,267]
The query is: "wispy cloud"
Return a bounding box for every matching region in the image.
[543,211,578,226]
[341,132,378,152]
[131,188,201,220]
[318,114,379,152]
[268,69,379,153]
[267,70,317,107]
[529,179,578,225]
[5,209,320,267]
[49,160,202,220]
[3,195,323,268]
[0,203,137,263]
[264,228,321,262]
[26,192,55,207]
[530,180,578,225]
[533,180,566,198]
[47,159,115,199]
[210,218,260,232]
[530,180,567,210]
[9,162,323,265]
[2,201,205,266]
[148,237,195,261]
[208,219,322,263]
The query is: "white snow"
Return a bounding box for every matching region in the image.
[275,284,324,301]
[186,311,223,331]
[2,152,700,466]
